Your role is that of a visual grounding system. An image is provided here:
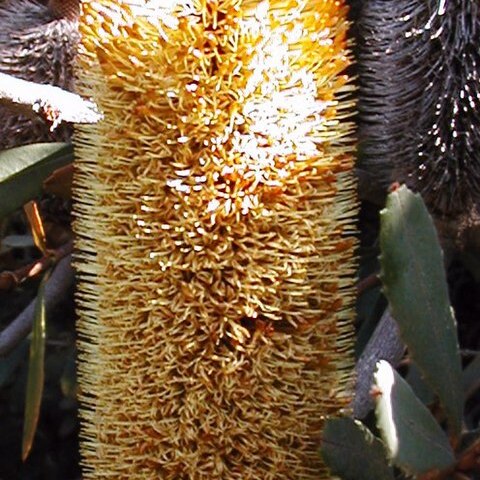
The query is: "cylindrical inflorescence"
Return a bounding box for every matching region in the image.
[358,0,480,215]
[74,1,357,478]
[0,0,79,148]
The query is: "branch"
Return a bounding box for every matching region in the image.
[357,272,381,296]
[0,241,73,291]
[0,72,102,129]
[0,255,74,357]
[353,309,406,419]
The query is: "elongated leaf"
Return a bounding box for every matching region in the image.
[24,201,48,255]
[374,360,455,475]
[379,185,462,434]
[321,417,394,480]
[0,143,73,220]
[43,163,74,199]
[1,234,35,249]
[22,270,50,461]
[405,363,435,407]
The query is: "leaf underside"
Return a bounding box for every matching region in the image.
[375,360,455,475]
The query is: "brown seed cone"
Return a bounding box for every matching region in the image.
[48,0,79,19]
[358,0,480,217]
[0,0,79,149]
[73,1,357,478]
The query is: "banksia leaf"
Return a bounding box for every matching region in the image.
[24,201,48,255]
[358,0,480,215]
[74,1,357,478]
[0,143,72,220]
[380,185,463,434]
[43,164,75,200]
[22,270,50,461]
[321,417,394,480]
[374,360,455,475]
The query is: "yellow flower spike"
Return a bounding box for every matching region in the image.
[74,0,357,478]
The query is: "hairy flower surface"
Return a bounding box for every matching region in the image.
[358,0,480,215]
[74,0,356,478]
[0,0,79,148]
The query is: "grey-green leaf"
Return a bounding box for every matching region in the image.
[379,185,462,434]
[1,234,35,249]
[22,270,50,461]
[321,417,394,480]
[374,360,455,475]
[0,142,73,220]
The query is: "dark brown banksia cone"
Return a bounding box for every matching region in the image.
[73,1,357,478]
[0,0,79,149]
[358,0,480,216]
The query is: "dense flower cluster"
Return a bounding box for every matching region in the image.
[74,0,356,478]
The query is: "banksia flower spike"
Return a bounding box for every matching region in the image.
[358,0,480,216]
[0,0,79,148]
[74,1,357,478]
